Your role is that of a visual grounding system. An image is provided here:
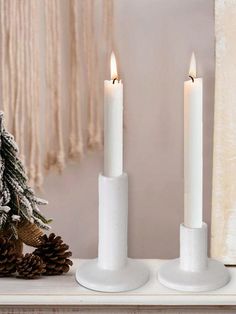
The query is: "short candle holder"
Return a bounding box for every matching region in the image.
[76,173,149,292]
[158,222,230,292]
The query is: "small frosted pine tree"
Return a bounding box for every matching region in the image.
[0,112,50,238]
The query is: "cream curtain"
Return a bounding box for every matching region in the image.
[211,0,236,264]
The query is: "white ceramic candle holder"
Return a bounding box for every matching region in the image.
[158,223,230,292]
[76,173,149,292]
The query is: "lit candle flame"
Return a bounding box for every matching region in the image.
[189,52,196,80]
[110,52,118,81]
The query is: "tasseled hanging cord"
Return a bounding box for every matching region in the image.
[44,0,65,172]
[83,0,96,149]
[92,35,102,149]
[15,0,27,167]
[68,0,76,159]
[8,0,17,131]
[28,0,37,186]
[68,0,83,160]
[0,0,10,127]
[19,0,26,167]
[13,0,21,150]
[44,0,54,171]
[53,0,65,171]
[32,0,43,188]
[25,0,31,177]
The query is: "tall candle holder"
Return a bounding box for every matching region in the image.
[76,173,149,292]
[158,222,230,292]
[159,53,230,292]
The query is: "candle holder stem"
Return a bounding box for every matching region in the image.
[76,173,149,292]
[158,223,230,292]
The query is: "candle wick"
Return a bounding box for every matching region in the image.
[112,77,119,84]
[189,75,194,83]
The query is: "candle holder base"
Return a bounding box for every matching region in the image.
[76,258,149,292]
[158,258,229,292]
[158,223,230,292]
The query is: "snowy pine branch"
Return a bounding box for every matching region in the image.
[0,111,50,237]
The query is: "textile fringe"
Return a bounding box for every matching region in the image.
[68,0,84,161]
[0,0,42,188]
[0,0,114,188]
[44,0,65,173]
[83,0,96,149]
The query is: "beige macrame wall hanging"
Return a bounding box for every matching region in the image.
[211,0,236,265]
[0,0,114,189]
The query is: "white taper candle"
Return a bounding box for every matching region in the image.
[104,52,123,177]
[184,53,203,228]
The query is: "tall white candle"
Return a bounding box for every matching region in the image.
[104,52,123,177]
[184,53,203,228]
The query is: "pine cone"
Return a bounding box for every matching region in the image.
[33,233,73,275]
[0,236,17,276]
[16,253,46,279]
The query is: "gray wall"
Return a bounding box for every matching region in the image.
[43,0,215,259]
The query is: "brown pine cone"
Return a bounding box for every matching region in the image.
[33,233,73,276]
[16,253,46,279]
[0,236,17,276]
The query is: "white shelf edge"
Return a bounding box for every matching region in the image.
[0,259,234,306]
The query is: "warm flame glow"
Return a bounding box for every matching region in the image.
[110,52,118,80]
[189,52,196,79]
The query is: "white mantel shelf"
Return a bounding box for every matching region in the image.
[0,259,235,306]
